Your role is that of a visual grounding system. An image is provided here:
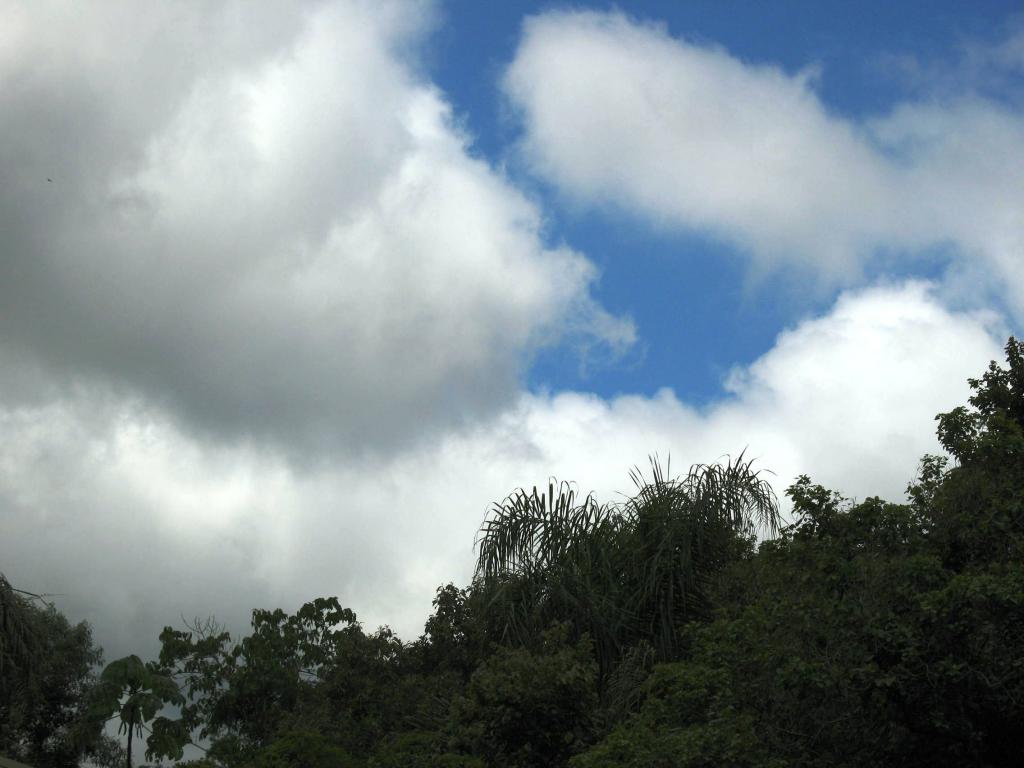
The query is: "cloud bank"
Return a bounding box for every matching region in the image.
[0,282,1002,658]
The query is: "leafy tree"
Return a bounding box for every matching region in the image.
[0,580,104,768]
[90,655,184,768]
[86,735,130,768]
[0,574,39,691]
[157,598,418,765]
[570,662,778,768]
[448,624,598,768]
[412,584,488,680]
[155,599,359,763]
[367,730,483,768]
[248,730,358,768]
[573,488,957,767]
[575,339,1024,768]
[931,336,1024,569]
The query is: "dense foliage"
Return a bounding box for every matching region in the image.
[0,579,103,768]
[3,338,1023,767]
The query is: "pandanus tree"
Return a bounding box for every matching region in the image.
[474,454,780,677]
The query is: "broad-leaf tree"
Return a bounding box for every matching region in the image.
[574,339,1024,768]
[0,581,103,768]
[157,597,413,766]
[91,655,184,768]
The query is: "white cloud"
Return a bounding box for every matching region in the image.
[504,11,1024,310]
[0,282,1002,659]
[0,0,632,454]
[0,1,1011,678]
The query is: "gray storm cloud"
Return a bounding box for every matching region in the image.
[0,0,632,455]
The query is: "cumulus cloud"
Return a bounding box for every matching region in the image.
[0,282,1002,659]
[0,0,632,454]
[0,0,1012,677]
[504,11,1024,310]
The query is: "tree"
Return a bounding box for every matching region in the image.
[412,584,488,680]
[575,339,1024,768]
[474,455,779,679]
[0,574,39,691]
[157,597,416,765]
[0,579,104,768]
[932,336,1024,569]
[249,731,358,768]
[448,624,598,768]
[368,730,484,768]
[90,655,184,768]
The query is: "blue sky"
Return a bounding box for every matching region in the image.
[430,0,1023,401]
[1,0,1022,656]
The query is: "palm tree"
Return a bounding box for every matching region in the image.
[474,479,626,671]
[619,454,779,658]
[474,454,780,676]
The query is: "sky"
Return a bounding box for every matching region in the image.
[1,0,1022,662]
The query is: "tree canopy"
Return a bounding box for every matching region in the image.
[0,579,103,768]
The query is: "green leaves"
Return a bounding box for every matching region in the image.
[250,731,360,768]
[0,575,34,676]
[476,480,616,582]
[95,655,183,731]
[571,340,1024,767]
[449,624,598,768]
[0,585,104,768]
[473,455,780,673]
[91,655,185,768]
[621,454,779,656]
[153,597,418,764]
[939,337,1024,466]
[146,717,191,762]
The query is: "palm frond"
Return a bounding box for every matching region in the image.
[474,479,611,580]
[473,453,781,670]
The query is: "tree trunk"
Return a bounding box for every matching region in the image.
[126,713,133,768]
